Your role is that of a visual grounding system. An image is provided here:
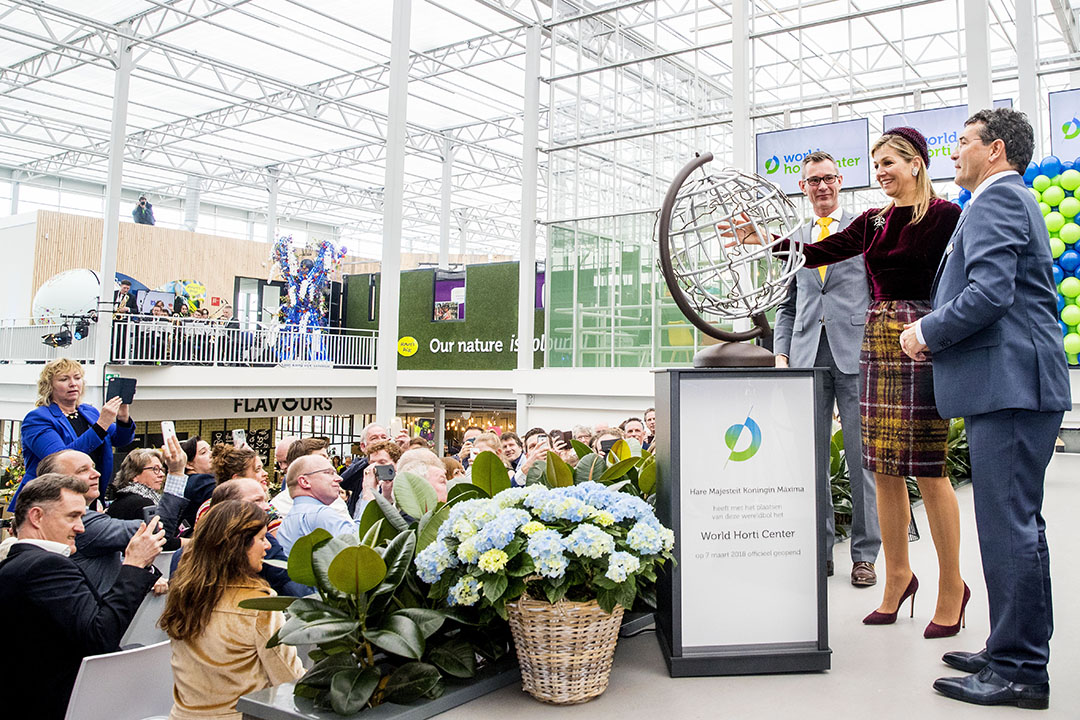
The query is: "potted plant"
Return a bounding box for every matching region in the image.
[415,480,674,704]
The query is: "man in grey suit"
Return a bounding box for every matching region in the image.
[775,150,881,587]
[901,108,1070,709]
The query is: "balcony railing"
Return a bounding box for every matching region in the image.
[0,317,377,369]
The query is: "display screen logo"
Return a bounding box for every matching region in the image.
[764,155,780,174]
[724,411,762,463]
[1064,118,1080,140]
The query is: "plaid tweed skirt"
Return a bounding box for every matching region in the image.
[859,300,949,477]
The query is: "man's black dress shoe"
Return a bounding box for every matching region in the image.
[933,666,1049,709]
[942,648,990,674]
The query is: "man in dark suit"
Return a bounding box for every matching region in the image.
[775,150,880,585]
[0,474,164,719]
[901,108,1070,709]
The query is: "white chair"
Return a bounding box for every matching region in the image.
[153,550,176,579]
[120,592,169,649]
[64,640,173,720]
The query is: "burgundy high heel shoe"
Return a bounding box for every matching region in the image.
[863,574,919,625]
[924,582,971,639]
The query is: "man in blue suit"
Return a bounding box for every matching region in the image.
[901,108,1070,709]
[774,150,880,585]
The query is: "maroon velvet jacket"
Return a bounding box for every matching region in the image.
[796,198,962,302]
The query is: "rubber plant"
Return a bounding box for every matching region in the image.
[238,469,512,715]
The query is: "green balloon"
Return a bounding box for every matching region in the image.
[1060,276,1080,297]
[1061,196,1080,218]
[1033,174,1052,192]
[1061,223,1080,245]
[1051,237,1067,258]
[1043,185,1066,207]
[1062,304,1080,326]
[1040,202,1052,216]
[1046,211,1066,233]
[1031,188,1042,203]
[1062,169,1080,191]
[1064,333,1080,355]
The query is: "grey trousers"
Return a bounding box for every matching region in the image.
[815,330,881,564]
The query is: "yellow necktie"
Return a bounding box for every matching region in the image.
[815,216,831,282]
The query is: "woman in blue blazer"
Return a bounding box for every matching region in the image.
[8,358,134,510]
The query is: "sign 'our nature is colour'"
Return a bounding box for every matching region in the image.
[1050,88,1080,160]
[883,99,1013,181]
[755,118,870,196]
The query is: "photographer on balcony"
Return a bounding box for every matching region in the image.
[132,195,155,225]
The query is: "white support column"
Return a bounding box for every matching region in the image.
[434,400,445,455]
[10,172,19,215]
[92,28,132,394]
[965,0,992,116]
[440,137,453,269]
[457,211,468,257]
[266,167,279,244]
[1016,0,1039,150]
[517,24,541,371]
[375,0,412,426]
[731,0,752,333]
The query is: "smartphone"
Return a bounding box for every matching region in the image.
[161,421,177,446]
[232,428,247,447]
[141,505,159,526]
[106,377,137,404]
[600,438,616,454]
[558,430,573,445]
[375,465,396,483]
[390,417,405,436]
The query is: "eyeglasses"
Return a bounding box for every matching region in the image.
[141,466,165,475]
[305,467,339,478]
[804,174,839,187]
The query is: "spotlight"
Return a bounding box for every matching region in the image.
[42,325,73,348]
[73,318,90,340]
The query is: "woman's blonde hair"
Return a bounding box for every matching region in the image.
[159,500,268,641]
[114,448,164,489]
[872,133,938,225]
[36,358,85,407]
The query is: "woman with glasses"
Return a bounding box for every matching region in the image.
[106,448,183,550]
[736,128,967,639]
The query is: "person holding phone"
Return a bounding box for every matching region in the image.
[106,446,184,552]
[9,359,135,511]
[358,440,401,507]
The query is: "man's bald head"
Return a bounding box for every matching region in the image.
[212,476,270,512]
[285,453,328,495]
[275,436,299,471]
[36,449,101,503]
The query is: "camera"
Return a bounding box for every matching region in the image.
[375,465,396,483]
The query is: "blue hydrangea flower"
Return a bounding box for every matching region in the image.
[526,529,569,578]
[474,508,531,552]
[605,551,641,582]
[414,540,457,583]
[564,523,615,559]
[626,520,664,554]
[447,576,482,606]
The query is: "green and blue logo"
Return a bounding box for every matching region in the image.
[724,411,762,463]
[764,155,780,174]
[1063,117,1080,140]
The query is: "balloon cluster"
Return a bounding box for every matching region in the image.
[271,235,346,330]
[1013,155,1080,365]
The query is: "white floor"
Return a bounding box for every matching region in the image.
[437,453,1080,719]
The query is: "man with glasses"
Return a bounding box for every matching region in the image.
[774,150,881,587]
[277,455,358,555]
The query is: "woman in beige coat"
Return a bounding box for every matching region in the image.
[160,500,303,719]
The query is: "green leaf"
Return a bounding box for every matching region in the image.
[374,493,409,531]
[609,438,632,462]
[544,451,574,487]
[469,450,511,496]
[637,456,657,495]
[360,518,384,547]
[293,683,321,700]
[365,614,425,660]
[382,662,441,704]
[447,483,486,502]
[570,438,593,459]
[428,638,476,679]
[573,453,606,484]
[598,456,641,483]
[392,608,445,638]
[329,667,380,715]
[508,552,535,577]
[425,681,445,700]
[524,461,546,486]
[394,471,439,519]
[416,502,453,552]
[328,545,387,595]
[482,573,508,603]
[287,597,349,621]
[596,587,617,613]
[300,653,358,689]
[371,530,416,610]
[286,528,332,587]
[237,596,298,612]
[543,581,568,604]
[614,574,637,610]
[277,617,360,646]
[358,495,387,537]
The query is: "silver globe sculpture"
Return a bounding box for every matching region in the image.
[657,152,806,367]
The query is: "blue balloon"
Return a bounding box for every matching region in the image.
[1054,264,1065,284]
[1063,160,1075,173]
[1041,155,1063,177]
[1061,320,1070,336]
[1061,250,1080,272]
[952,198,963,208]
[1058,294,1067,312]
[958,188,972,202]
[1024,161,1041,184]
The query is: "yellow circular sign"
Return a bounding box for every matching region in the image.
[397,336,418,357]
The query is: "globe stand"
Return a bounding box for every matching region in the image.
[693,342,774,368]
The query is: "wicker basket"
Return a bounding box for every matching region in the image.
[506,595,624,705]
